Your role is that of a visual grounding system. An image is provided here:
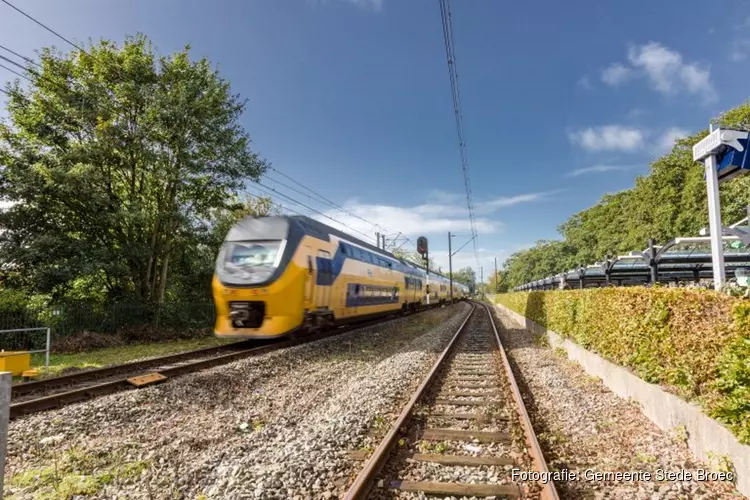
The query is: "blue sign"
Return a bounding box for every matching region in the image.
[717,136,750,182]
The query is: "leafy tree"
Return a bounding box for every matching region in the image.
[449,266,475,288]
[0,35,266,304]
[501,100,750,289]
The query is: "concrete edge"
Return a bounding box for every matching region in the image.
[493,303,750,498]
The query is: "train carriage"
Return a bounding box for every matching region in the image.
[213,215,462,339]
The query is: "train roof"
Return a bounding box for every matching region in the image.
[228,214,471,284]
[288,215,459,281]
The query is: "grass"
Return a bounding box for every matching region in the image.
[8,446,151,500]
[25,336,235,379]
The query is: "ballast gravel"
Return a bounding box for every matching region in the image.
[491,305,742,500]
[6,303,470,500]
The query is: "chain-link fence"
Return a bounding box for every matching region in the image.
[0,302,216,348]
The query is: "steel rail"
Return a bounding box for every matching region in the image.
[10,304,453,419]
[12,339,262,397]
[343,303,476,499]
[482,301,560,500]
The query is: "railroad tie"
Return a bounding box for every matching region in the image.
[389,480,520,498]
[438,390,496,397]
[406,453,515,466]
[434,398,493,406]
[449,382,499,389]
[422,428,511,443]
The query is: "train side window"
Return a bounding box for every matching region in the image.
[341,245,348,255]
[354,284,360,295]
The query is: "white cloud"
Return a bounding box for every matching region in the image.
[577,75,593,90]
[566,165,638,177]
[626,42,715,101]
[655,127,689,154]
[568,125,645,152]
[476,192,557,212]
[312,201,500,246]
[601,63,632,87]
[430,247,509,283]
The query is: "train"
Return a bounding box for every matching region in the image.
[212,215,470,339]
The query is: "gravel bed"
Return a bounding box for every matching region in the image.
[5,303,470,500]
[492,305,742,500]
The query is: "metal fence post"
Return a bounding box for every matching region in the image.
[0,371,11,499]
[45,328,51,371]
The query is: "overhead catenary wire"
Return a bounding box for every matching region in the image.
[0,59,33,83]
[0,43,42,68]
[254,181,379,244]
[265,166,416,252]
[0,0,421,256]
[1,0,85,53]
[438,0,481,274]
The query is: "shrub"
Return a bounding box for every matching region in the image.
[496,288,750,444]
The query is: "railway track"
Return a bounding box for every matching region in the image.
[10,307,440,419]
[345,302,558,499]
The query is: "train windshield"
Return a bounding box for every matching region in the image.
[218,240,285,284]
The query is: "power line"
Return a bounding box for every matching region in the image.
[0,61,31,82]
[1,0,84,53]
[254,181,378,243]
[267,166,390,233]
[0,44,42,68]
[264,171,383,231]
[438,0,480,273]
[265,166,417,252]
[0,0,419,255]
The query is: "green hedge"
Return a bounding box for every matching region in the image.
[496,288,750,444]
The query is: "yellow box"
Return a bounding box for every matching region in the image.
[0,351,31,376]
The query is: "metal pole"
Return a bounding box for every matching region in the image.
[45,328,51,371]
[705,151,726,290]
[648,238,658,283]
[376,232,380,249]
[494,256,498,293]
[425,248,430,305]
[448,232,453,302]
[0,371,10,498]
[480,266,483,298]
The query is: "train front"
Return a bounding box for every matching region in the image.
[212,216,305,338]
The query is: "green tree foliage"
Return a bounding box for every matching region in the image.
[0,35,267,304]
[449,267,475,288]
[501,101,750,288]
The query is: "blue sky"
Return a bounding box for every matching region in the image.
[1,0,749,280]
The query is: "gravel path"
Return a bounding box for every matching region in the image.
[491,305,742,500]
[6,303,470,500]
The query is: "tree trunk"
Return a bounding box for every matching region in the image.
[157,248,171,305]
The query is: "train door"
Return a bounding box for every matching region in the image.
[314,250,332,309]
[304,251,314,305]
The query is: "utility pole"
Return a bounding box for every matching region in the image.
[376,232,381,249]
[480,266,483,298]
[494,257,498,293]
[448,232,453,302]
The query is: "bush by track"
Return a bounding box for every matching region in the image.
[496,288,750,445]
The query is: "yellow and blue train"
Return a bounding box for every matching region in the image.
[212,215,469,339]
